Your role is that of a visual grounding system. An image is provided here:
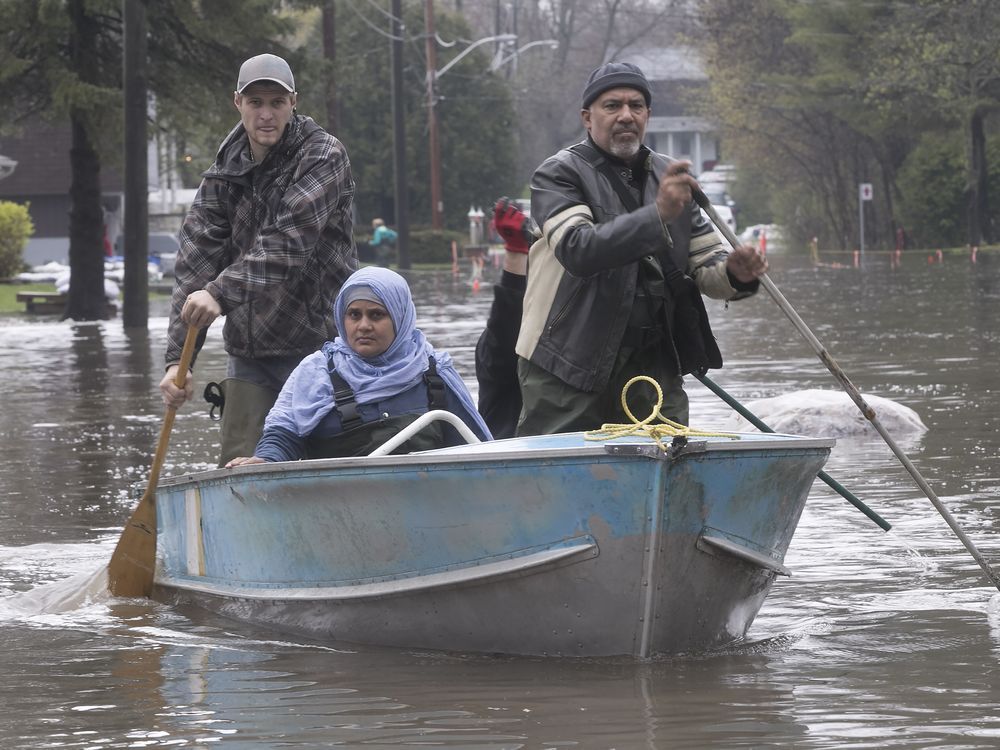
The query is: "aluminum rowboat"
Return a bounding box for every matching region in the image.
[153,414,832,658]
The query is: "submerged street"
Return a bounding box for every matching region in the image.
[2,254,999,748]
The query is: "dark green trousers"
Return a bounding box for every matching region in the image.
[217,378,281,467]
[216,354,303,467]
[515,347,688,436]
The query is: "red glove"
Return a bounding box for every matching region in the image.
[493,197,531,254]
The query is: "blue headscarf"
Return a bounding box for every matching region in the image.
[264,266,490,440]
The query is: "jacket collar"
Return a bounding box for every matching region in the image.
[204,113,309,180]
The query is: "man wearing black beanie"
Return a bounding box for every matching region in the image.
[513,61,767,435]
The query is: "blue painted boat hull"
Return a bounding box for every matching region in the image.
[153,431,832,657]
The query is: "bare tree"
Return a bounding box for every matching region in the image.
[462,0,691,184]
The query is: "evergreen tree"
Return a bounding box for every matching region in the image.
[696,0,1000,250]
[868,0,1000,246]
[0,0,291,321]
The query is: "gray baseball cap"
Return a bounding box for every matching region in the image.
[236,53,295,94]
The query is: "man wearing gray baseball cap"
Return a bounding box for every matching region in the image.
[160,52,359,465]
[236,53,296,94]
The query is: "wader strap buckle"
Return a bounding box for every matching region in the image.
[329,370,362,430]
[423,356,447,410]
[204,381,225,421]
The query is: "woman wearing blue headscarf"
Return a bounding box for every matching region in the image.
[227,267,492,465]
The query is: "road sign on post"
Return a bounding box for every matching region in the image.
[858,183,873,263]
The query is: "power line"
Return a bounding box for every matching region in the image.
[358,0,401,23]
[342,0,407,41]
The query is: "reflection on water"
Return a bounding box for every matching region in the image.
[2,256,1000,747]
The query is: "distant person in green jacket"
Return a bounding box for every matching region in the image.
[370,218,398,264]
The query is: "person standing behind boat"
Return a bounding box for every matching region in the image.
[515,62,768,435]
[475,197,532,439]
[369,217,398,265]
[159,53,358,466]
[226,266,491,465]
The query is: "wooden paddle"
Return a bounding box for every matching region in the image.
[107,325,198,597]
[693,190,1000,590]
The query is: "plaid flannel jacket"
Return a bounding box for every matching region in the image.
[166,114,357,367]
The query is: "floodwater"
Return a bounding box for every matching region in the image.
[1,253,999,748]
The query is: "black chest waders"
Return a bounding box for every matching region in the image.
[306,356,450,458]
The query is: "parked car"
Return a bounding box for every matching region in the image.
[698,164,737,188]
[705,203,737,235]
[697,166,738,234]
[116,232,181,276]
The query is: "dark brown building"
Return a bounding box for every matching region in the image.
[0,120,124,265]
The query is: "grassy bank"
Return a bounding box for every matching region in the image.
[0,283,57,315]
[0,282,172,316]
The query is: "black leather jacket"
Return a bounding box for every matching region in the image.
[515,138,755,392]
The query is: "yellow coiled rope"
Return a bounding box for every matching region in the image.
[584,375,736,452]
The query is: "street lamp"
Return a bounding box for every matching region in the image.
[439,33,516,78]
[0,155,17,181]
[489,39,558,73]
[423,1,520,229]
[424,32,518,230]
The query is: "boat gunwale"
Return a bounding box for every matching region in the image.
[155,432,835,489]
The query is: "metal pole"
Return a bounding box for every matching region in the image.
[696,374,891,532]
[694,189,1000,591]
[858,183,865,265]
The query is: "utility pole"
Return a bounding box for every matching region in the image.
[424,0,443,229]
[122,0,149,328]
[391,0,410,267]
[322,0,338,134]
[421,6,528,231]
[511,0,519,76]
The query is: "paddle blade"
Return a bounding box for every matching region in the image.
[107,490,157,597]
[106,326,198,598]
[106,405,177,598]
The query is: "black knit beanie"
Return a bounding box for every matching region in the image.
[581,62,652,109]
